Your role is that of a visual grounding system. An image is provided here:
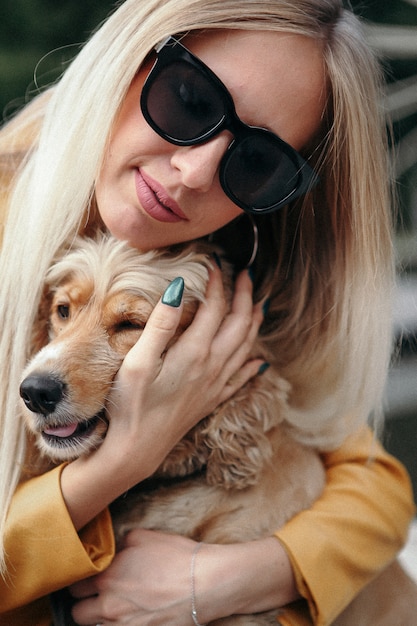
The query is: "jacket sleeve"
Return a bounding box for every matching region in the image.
[0,464,115,614]
[275,426,416,626]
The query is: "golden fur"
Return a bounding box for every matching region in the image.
[20,235,417,625]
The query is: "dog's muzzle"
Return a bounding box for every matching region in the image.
[20,371,108,458]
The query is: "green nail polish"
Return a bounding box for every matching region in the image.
[258,362,270,376]
[162,277,184,307]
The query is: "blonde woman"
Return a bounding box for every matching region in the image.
[0,0,414,624]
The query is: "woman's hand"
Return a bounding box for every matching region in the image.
[71,531,198,625]
[70,529,298,625]
[102,265,265,478]
[60,265,266,530]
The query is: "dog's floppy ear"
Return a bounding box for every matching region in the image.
[202,371,291,489]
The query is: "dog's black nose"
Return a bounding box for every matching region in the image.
[20,375,65,415]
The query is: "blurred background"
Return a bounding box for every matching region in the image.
[0,0,416,498]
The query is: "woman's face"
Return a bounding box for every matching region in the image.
[96,29,326,250]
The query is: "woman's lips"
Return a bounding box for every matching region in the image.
[135,169,188,223]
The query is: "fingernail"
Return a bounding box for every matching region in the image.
[258,362,270,376]
[212,252,222,269]
[162,277,184,307]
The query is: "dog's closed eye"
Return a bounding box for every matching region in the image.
[113,318,146,333]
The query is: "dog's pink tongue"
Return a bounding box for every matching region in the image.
[43,423,78,438]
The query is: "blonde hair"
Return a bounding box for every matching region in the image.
[0,0,394,574]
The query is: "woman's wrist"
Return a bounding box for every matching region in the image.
[193,537,300,623]
[60,442,151,531]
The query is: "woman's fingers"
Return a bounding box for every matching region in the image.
[122,276,185,376]
[179,263,229,345]
[125,265,262,384]
[201,268,265,381]
[216,358,266,405]
[211,269,263,355]
[130,265,265,404]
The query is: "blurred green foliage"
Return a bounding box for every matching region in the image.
[352,0,416,23]
[0,1,414,110]
[0,0,415,115]
[0,0,115,117]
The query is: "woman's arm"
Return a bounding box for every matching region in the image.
[0,465,115,614]
[70,427,415,626]
[276,426,415,625]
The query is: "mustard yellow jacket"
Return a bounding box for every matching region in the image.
[0,427,414,626]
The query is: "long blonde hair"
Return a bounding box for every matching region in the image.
[0,0,394,574]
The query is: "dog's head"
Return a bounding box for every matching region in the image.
[20,235,219,462]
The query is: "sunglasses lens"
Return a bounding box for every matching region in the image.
[144,61,226,142]
[222,134,302,211]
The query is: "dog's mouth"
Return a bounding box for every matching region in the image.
[41,412,105,448]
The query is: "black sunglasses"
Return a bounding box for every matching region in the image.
[140,36,318,215]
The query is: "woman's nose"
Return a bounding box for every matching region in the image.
[170,132,232,193]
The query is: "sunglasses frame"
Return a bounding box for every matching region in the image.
[140,36,318,214]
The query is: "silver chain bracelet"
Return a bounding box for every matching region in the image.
[191,542,207,626]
